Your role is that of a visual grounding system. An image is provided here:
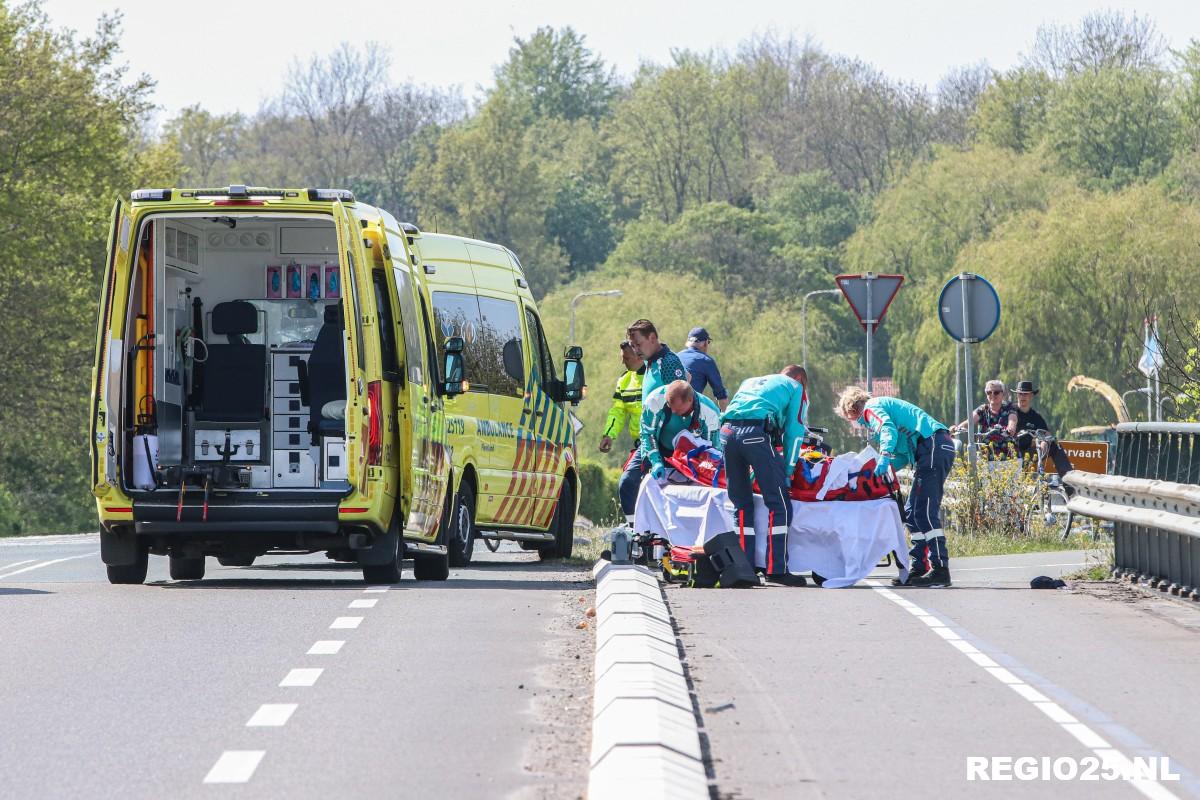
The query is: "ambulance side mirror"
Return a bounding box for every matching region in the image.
[442,336,466,396]
[562,346,585,405]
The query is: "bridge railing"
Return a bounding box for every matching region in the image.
[1066,422,1200,599]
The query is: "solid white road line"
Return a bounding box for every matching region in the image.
[348,598,377,609]
[203,751,265,784]
[0,552,98,580]
[246,704,298,727]
[307,640,345,655]
[952,562,1087,572]
[363,587,389,593]
[864,581,1180,800]
[0,559,35,571]
[279,668,323,687]
[330,616,363,629]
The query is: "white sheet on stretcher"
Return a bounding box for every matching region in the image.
[633,479,910,588]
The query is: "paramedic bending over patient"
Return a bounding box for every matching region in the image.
[835,387,955,588]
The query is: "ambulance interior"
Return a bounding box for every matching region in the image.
[123,214,352,496]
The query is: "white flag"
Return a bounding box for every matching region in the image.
[1137,320,1164,377]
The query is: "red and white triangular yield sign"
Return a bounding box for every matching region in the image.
[835,273,904,331]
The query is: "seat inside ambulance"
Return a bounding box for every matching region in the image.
[196,300,266,423]
[302,304,347,444]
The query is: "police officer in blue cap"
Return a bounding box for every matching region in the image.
[678,327,729,411]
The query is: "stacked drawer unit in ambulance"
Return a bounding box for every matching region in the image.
[272,352,316,487]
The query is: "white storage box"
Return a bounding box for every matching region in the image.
[323,438,347,481]
[273,430,308,449]
[272,413,309,433]
[274,379,302,398]
[272,396,306,415]
[274,449,317,488]
[194,429,261,462]
[272,353,309,382]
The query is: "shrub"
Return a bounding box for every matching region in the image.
[576,459,623,526]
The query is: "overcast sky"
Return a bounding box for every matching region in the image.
[40,0,1200,118]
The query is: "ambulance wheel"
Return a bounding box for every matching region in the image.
[106,549,148,585]
[218,554,256,567]
[447,482,477,567]
[540,481,576,560]
[169,555,205,581]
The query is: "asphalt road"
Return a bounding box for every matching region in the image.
[0,534,594,800]
[668,550,1200,799]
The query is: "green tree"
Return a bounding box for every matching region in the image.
[972,68,1053,153]
[161,105,244,186]
[0,3,164,533]
[494,26,615,123]
[1044,66,1180,187]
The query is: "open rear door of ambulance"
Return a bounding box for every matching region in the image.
[330,199,370,498]
[91,198,133,496]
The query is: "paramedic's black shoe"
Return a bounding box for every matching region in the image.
[910,566,952,587]
[765,572,807,587]
[810,571,826,587]
[892,567,927,586]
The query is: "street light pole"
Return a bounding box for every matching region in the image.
[802,289,840,373]
[569,289,623,345]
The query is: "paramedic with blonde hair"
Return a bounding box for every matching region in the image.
[719,366,809,586]
[836,387,956,588]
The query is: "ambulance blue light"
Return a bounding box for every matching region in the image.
[130,188,171,201]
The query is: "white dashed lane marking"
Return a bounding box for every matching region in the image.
[279,668,323,688]
[0,552,98,580]
[203,586,383,785]
[864,580,1180,800]
[246,704,298,727]
[204,751,265,784]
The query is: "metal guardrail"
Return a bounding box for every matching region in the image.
[1065,470,1200,599]
[1114,422,1200,483]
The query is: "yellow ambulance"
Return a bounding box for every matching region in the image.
[89,185,583,584]
[415,233,583,563]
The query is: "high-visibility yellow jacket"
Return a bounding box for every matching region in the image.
[604,367,644,440]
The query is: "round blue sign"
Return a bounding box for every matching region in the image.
[938,274,1001,343]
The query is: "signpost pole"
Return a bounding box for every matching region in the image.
[865,273,874,394]
[954,342,962,425]
[959,274,977,471]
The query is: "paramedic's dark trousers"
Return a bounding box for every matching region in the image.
[618,449,647,524]
[721,421,792,575]
[906,429,956,573]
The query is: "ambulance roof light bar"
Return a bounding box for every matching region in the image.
[130,188,172,201]
[307,188,356,202]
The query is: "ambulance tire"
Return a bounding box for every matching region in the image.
[105,549,148,585]
[169,555,205,581]
[447,482,476,567]
[361,529,402,585]
[539,481,576,560]
[218,554,256,567]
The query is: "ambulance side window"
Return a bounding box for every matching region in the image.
[524,308,556,386]
[371,271,401,382]
[343,250,366,371]
[390,264,424,385]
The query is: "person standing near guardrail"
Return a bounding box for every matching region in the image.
[1012,380,1074,479]
[599,342,644,456]
[720,366,809,586]
[678,327,729,411]
[619,319,689,525]
[836,387,956,587]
